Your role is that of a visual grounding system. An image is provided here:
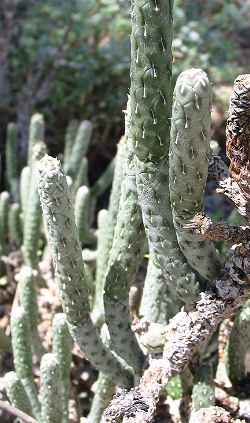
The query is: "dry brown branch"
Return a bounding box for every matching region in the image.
[0,400,37,423]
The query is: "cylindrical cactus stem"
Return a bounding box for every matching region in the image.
[16,266,43,358]
[5,123,19,201]
[20,166,31,216]
[40,353,63,423]
[191,364,215,412]
[8,203,22,247]
[227,299,250,390]
[23,141,47,267]
[73,157,89,194]
[10,306,41,419]
[63,120,79,170]
[88,373,115,423]
[0,191,10,254]
[64,120,93,179]
[52,313,73,423]
[74,186,96,245]
[27,113,45,167]
[103,147,145,373]
[169,68,221,280]
[90,158,115,199]
[37,155,134,387]
[4,371,33,416]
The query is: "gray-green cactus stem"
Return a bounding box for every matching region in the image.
[10,306,41,420]
[28,113,45,167]
[4,371,33,417]
[74,186,96,245]
[169,68,221,280]
[0,191,10,254]
[40,353,63,423]
[52,313,73,423]
[73,157,89,194]
[23,141,47,267]
[5,123,19,201]
[64,120,92,179]
[20,166,31,217]
[37,155,134,387]
[8,203,22,247]
[88,373,115,423]
[63,120,79,170]
[191,364,215,411]
[90,158,115,199]
[103,146,145,373]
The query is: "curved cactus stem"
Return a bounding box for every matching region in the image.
[228,299,250,390]
[103,146,145,373]
[40,353,63,423]
[0,191,10,255]
[20,166,31,217]
[74,186,96,245]
[73,157,89,194]
[23,141,47,267]
[169,68,221,280]
[4,371,33,417]
[28,114,45,167]
[63,120,79,170]
[5,123,19,201]
[93,138,126,326]
[52,313,73,423]
[88,373,115,423]
[8,203,22,247]
[16,266,44,359]
[64,120,93,179]
[10,306,41,420]
[90,158,115,199]
[37,155,134,387]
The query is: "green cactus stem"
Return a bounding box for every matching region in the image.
[64,120,93,179]
[4,371,33,417]
[90,158,115,199]
[10,306,41,419]
[63,120,79,169]
[20,166,31,217]
[28,113,45,167]
[88,373,115,423]
[74,186,96,245]
[191,364,215,411]
[228,299,250,390]
[0,191,10,253]
[37,155,134,387]
[169,68,221,280]
[5,123,19,201]
[52,313,73,423]
[103,145,145,373]
[73,157,89,194]
[40,353,63,423]
[8,203,22,247]
[23,141,47,267]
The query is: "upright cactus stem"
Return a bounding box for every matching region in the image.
[5,123,19,201]
[74,185,95,245]
[8,203,22,247]
[28,113,45,167]
[169,69,221,281]
[0,191,10,255]
[4,371,32,417]
[38,155,134,387]
[63,120,79,169]
[40,353,63,423]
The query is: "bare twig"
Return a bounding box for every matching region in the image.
[0,400,37,423]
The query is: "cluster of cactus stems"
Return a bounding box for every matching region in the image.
[1,0,250,422]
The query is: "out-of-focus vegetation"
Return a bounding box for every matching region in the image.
[0,0,248,172]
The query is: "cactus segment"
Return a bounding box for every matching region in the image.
[52,313,73,423]
[90,158,115,199]
[40,353,63,423]
[192,365,215,411]
[23,141,47,267]
[38,155,134,387]
[63,120,79,170]
[228,299,250,389]
[65,120,93,179]
[5,123,19,201]
[74,185,96,245]
[4,371,32,416]
[73,157,89,194]
[88,373,115,423]
[8,203,22,247]
[20,166,31,216]
[10,306,41,419]
[169,68,221,280]
[28,113,45,167]
[0,191,10,254]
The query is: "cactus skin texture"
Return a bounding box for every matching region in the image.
[88,373,115,423]
[228,299,250,390]
[38,155,134,388]
[169,68,221,281]
[73,157,89,194]
[4,371,33,417]
[23,141,47,267]
[63,120,79,170]
[64,120,93,179]
[74,185,95,245]
[40,353,63,423]
[0,191,10,254]
[52,313,73,423]
[10,306,41,420]
[5,123,19,201]
[28,113,45,167]
[103,143,145,373]
[8,203,22,247]
[20,166,31,216]
[191,364,215,412]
